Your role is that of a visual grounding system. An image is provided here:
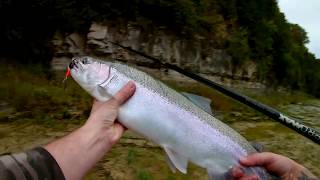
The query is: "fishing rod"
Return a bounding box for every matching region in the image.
[108,41,320,145]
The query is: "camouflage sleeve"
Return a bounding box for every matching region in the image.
[0,147,65,180]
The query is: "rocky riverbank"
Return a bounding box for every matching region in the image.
[0,77,319,179]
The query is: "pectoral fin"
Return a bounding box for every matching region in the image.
[163,146,188,174]
[181,92,213,115]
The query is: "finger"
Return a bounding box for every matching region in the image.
[239,175,259,180]
[115,120,128,131]
[231,167,245,178]
[109,81,136,106]
[109,123,126,144]
[240,152,275,166]
[114,123,126,135]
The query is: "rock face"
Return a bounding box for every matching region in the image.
[84,22,235,76]
[51,32,86,70]
[51,21,263,88]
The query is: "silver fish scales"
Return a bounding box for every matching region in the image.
[69,56,270,180]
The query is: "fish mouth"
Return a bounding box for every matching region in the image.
[69,60,77,69]
[69,59,84,71]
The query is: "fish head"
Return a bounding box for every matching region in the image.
[69,56,113,101]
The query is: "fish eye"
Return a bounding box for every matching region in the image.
[81,58,89,64]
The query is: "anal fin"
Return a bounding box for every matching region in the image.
[165,153,177,173]
[163,146,188,174]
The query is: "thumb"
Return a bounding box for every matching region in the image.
[108,81,136,107]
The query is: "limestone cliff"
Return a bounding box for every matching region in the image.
[51,21,263,88]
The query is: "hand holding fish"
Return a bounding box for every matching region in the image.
[44,81,136,180]
[87,81,136,146]
[231,152,318,180]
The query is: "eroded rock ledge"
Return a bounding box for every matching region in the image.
[51,21,264,89]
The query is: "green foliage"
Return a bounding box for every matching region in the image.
[127,148,138,165]
[1,0,319,96]
[290,24,310,45]
[136,170,153,180]
[227,28,250,66]
[256,56,274,81]
[0,64,91,124]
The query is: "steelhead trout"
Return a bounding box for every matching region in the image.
[69,56,270,179]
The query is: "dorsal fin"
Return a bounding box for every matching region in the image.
[181,92,213,115]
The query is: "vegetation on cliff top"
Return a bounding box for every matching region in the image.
[1,0,320,96]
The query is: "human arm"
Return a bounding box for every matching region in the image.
[232,152,319,180]
[0,147,65,180]
[44,81,135,180]
[0,82,135,180]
